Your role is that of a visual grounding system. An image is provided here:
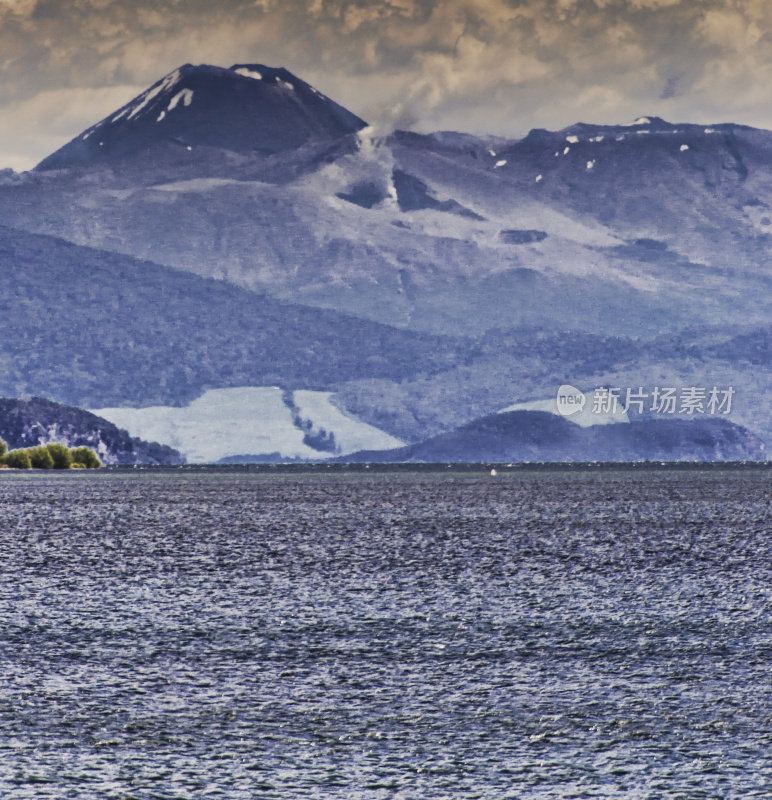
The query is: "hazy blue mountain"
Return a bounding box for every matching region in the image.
[340,410,765,463]
[0,64,769,460]
[0,224,472,407]
[0,398,183,465]
[336,321,772,452]
[0,68,767,340]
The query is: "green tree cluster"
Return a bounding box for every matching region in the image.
[0,440,101,469]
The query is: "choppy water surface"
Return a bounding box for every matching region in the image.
[0,467,770,799]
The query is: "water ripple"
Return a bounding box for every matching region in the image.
[0,470,769,798]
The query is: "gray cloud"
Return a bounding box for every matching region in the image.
[3,0,772,168]
[660,72,682,100]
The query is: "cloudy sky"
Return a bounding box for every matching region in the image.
[1,0,770,170]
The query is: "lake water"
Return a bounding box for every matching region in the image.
[0,466,770,798]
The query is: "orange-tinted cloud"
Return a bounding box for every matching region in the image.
[2,1,772,169]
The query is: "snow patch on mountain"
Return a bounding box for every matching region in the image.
[93,388,310,463]
[126,69,181,121]
[167,88,194,112]
[92,387,402,463]
[234,67,263,81]
[292,391,403,453]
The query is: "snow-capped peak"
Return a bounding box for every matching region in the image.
[36,62,368,171]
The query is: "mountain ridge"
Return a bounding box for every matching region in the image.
[3,71,768,337]
[0,63,769,460]
[338,411,765,464]
[36,62,367,171]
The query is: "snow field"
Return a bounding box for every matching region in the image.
[92,387,403,463]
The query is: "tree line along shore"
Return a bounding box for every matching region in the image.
[0,439,101,469]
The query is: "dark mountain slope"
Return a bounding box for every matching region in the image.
[341,410,765,463]
[37,63,366,171]
[0,225,473,408]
